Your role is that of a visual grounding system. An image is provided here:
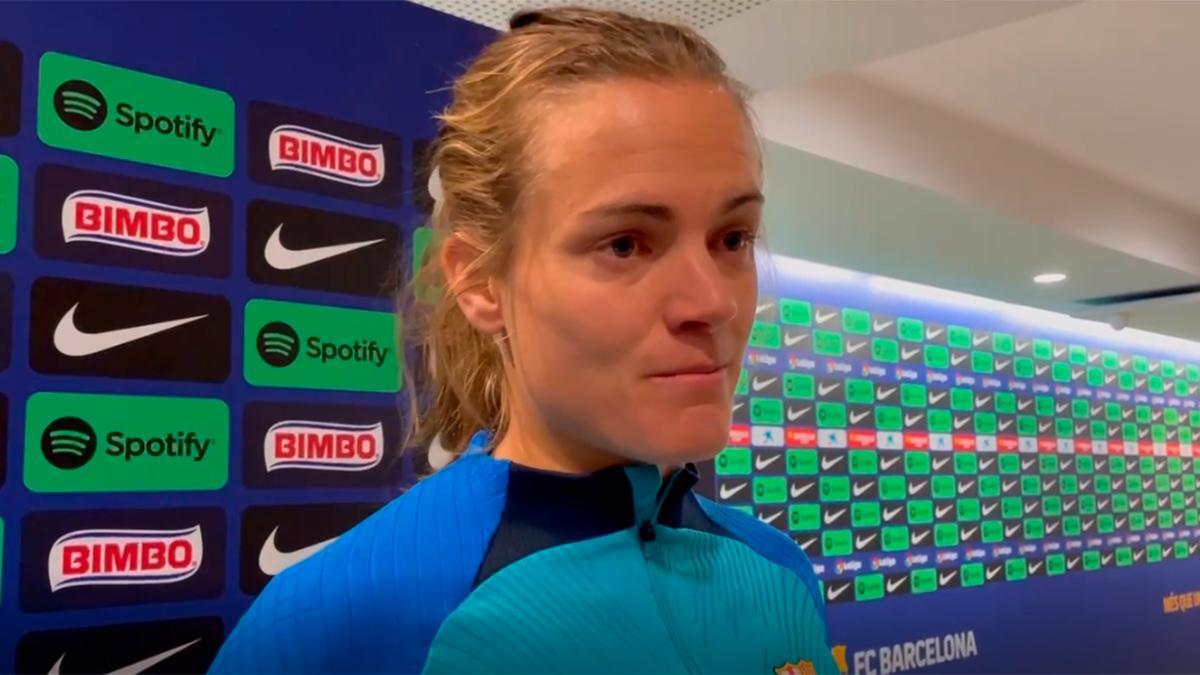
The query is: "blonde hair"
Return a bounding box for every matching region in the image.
[401,6,751,461]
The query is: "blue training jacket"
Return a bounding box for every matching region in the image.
[210,434,838,674]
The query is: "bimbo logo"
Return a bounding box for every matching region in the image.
[269,125,384,187]
[62,189,209,255]
[265,420,383,472]
[48,525,202,591]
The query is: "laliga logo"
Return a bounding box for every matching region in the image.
[62,189,209,256]
[265,420,383,472]
[269,124,384,187]
[48,525,202,591]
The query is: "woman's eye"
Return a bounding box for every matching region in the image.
[721,229,756,252]
[609,234,639,258]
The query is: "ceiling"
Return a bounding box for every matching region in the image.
[411,0,1200,344]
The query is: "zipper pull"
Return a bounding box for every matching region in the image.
[638,520,657,543]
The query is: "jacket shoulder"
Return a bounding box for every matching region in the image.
[209,455,509,674]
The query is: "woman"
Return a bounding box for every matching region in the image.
[211,6,837,674]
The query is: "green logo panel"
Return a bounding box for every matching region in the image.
[25,392,228,492]
[245,299,399,392]
[0,154,14,254]
[38,52,234,176]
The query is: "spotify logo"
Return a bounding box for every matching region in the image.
[41,416,97,469]
[257,321,299,367]
[53,79,107,131]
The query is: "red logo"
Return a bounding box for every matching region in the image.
[266,420,383,472]
[953,435,976,452]
[997,436,1019,452]
[62,190,209,256]
[728,424,750,446]
[786,427,817,448]
[1038,439,1058,453]
[48,526,202,591]
[849,431,876,449]
[269,125,384,186]
[904,432,929,450]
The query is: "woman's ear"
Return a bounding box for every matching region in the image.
[441,232,505,335]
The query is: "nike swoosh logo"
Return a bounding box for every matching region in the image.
[905,414,925,426]
[849,411,871,424]
[755,302,775,315]
[852,481,874,497]
[873,320,894,332]
[980,457,995,470]
[1025,502,1039,514]
[817,383,840,397]
[1029,561,1044,574]
[1134,551,1144,561]
[1106,374,1117,384]
[877,387,897,400]
[910,531,930,545]
[902,347,920,360]
[784,332,808,346]
[909,480,928,494]
[880,456,901,471]
[755,454,781,470]
[790,483,814,498]
[53,304,208,357]
[982,503,998,516]
[1042,479,1056,491]
[1018,400,1033,411]
[1068,558,1080,569]
[732,402,745,413]
[973,334,989,347]
[986,567,1002,580]
[951,354,969,366]
[720,483,748,499]
[1088,353,1100,363]
[827,583,850,600]
[426,433,455,470]
[929,392,948,405]
[1063,500,1076,510]
[932,457,951,470]
[752,377,778,391]
[1046,522,1060,534]
[998,420,1014,431]
[1092,406,1104,416]
[264,224,384,270]
[926,328,945,340]
[1116,518,1127,528]
[260,527,338,577]
[1036,365,1050,376]
[815,310,837,324]
[1097,499,1108,509]
[824,508,847,524]
[1120,358,1130,367]
[939,572,957,585]
[935,505,954,518]
[1053,347,1067,358]
[856,533,878,548]
[886,577,906,592]
[1102,554,1113,565]
[1006,524,1022,537]
[1015,341,1030,351]
[800,537,819,550]
[1022,458,1037,470]
[821,456,844,470]
[975,396,992,407]
[961,526,979,539]
[49,639,202,675]
[958,480,975,494]
[846,340,868,354]
[954,417,971,430]
[883,506,903,520]
[1123,410,1133,419]
[760,510,784,525]
[1039,423,1053,433]
[786,406,811,421]
[1003,480,1018,491]
[1056,403,1070,414]
[1075,424,1088,435]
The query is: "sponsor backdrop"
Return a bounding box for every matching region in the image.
[2,3,1199,674]
[0,2,492,671]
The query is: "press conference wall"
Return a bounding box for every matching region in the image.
[0,2,492,670]
[2,2,1199,674]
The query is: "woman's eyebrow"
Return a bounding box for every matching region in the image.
[582,191,763,223]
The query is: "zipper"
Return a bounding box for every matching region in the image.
[637,469,701,674]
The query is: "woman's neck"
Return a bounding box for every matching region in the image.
[491,413,630,475]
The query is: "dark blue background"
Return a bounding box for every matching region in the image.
[0,0,491,661]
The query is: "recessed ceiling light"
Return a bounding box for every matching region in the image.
[1034,273,1067,285]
